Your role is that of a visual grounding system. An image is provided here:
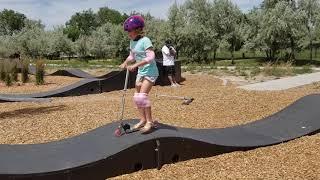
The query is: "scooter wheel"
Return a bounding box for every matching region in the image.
[122,123,131,131]
[114,128,122,137]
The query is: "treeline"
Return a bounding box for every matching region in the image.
[0,0,319,63]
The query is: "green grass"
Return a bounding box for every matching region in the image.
[36,59,122,69]
[295,49,320,61]
[212,50,266,60]
[182,58,314,78]
[231,59,261,67]
[293,65,313,74]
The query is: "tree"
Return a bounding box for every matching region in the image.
[64,9,98,41]
[46,27,74,59]
[249,1,304,60]
[262,0,296,9]
[88,24,112,58]
[74,35,90,60]
[16,20,48,58]
[167,1,189,59]
[88,23,129,59]
[144,16,168,55]
[111,24,130,59]
[240,8,261,54]
[96,7,125,25]
[211,0,243,64]
[170,0,218,62]
[298,0,320,60]
[0,35,17,57]
[0,9,26,35]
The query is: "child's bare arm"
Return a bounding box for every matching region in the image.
[128,48,155,71]
[120,51,135,69]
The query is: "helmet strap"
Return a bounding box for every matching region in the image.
[133,35,142,41]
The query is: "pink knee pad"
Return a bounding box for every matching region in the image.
[133,93,151,108]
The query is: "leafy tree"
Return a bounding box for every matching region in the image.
[96,7,125,25]
[145,17,168,54]
[240,8,261,53]
[167,2,189,59]
[63,25,81,42]
[298,0,320,60]
[16,20,48,58]
[111,24,130,59]
[74,35,90,60]
[0,9,26,35]
[173,0,218,62]
[0,35,17,57]
[211,0,242,63]
[64,9,98,41]
[245,1,304,60]
[87,24,112,58]
[46,27,74,59]
[262,0,296,9]
[88,23,129,59]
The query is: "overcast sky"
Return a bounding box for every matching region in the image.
[0,0,263,29]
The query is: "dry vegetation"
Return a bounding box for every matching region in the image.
[0,75,80,94]
[0,73,319,179]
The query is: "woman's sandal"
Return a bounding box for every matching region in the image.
[140,121,158,134]
[130,121,146,131]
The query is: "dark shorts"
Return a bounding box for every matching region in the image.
[164,65,176,76]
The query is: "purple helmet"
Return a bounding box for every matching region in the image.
[123,15,145,32]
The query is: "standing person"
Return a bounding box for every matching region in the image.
[119,15,159,134]
[162,39,179,87]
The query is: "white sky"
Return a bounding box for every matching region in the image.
[0,0,263,29]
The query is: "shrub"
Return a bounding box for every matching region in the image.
[262,61,293,77]
[35,59,45,85]
[11,62,18,82]
[293,65,313,74]
[5,72,12,86]
[21,59,30,83]
[0,61,5,81]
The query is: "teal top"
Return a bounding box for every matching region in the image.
[130,36,159,77]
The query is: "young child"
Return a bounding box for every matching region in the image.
[119,15,159,134]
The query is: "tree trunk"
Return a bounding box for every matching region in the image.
[231,50,234,65]
[290,36,295,60]
[265,50,269,59]
[310,40,313,60]
[271,49,275,61]
[231,44,235,65]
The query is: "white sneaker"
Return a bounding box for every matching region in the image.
[171,84,177,87]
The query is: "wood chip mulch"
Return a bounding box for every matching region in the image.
[0,75,81,94]
[0,73,319,179]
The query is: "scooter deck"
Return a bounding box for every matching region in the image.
[123,121,159,135]
[124,128,140,134]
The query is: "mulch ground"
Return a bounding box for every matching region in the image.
[0,73,319,179]
[0,75,80,94]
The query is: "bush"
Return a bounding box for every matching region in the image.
[5,72,12,86]
[0,61,5,81]
[21,59,30,83]
[293,65,313,74]
[250,66,261,77]
[11,62,18,82]
[262,61,293,77]
[35,59,45,85]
